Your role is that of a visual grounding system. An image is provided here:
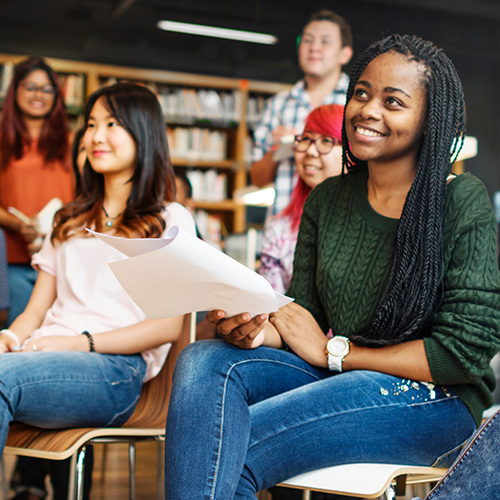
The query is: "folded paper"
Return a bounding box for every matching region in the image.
[87,226,293,319]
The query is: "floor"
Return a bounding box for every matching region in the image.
[1,441,164,500]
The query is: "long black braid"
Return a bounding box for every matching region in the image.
[341,34,466,346]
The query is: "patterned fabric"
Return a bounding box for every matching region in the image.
[0,229,8,310]
[288,169,500,427]
[252,73,349,218]
[259,216,298,295]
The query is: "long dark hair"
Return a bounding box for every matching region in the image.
[52,82,174,242]
[0,57,69,170]
[71,127,86,197]
[342,34,465,346]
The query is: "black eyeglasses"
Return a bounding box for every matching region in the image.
[20,82,56,98]
[294,134,341,155]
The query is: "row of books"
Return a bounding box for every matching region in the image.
[57,73,85,108]
[101,76,269,126]
[158,87,243,123]
[167,127,228,162]
[247,94,267,126]
[194,210,225,247]
[185,169,228,203]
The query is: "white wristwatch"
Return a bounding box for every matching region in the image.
[325,336,350,372]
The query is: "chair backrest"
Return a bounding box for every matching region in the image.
[121,313,192,429]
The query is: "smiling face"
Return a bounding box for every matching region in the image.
[84,98,137,181]
[345,51,428,170]
[298,21,352,79]
[294,131,342,188]
[16,69,56,119]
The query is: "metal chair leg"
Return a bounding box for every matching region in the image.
[101,443,108,484]
[0,458,7,500]
[75,446,87,500]
[384,483,397,500]
[302,490,311,500]
[157,440,164,500]
[129,442,136,500]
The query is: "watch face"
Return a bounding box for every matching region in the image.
[327,337,349,356]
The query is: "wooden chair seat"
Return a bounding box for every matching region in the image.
[3,313,195,499]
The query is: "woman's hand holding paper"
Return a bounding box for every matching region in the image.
[206,310,270,349]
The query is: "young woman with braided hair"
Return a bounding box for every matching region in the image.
[164,34,500,499]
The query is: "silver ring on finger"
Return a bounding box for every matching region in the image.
[32,344,37,352]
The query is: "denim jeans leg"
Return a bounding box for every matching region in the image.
[164,340,475,500]
[412,409,500,500]
[164,340,331,500]
[0,351,147,456]
[6,264,38,326]
[234,371,475,498]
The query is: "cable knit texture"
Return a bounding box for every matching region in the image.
[288,168,500,426]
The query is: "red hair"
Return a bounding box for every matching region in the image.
[280,103,344,232]
[0,57,70,170]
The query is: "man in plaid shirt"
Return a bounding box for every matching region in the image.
[251,10,352,220]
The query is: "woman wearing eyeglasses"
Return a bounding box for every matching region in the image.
[259,104,344,295]
[0,57,73,327]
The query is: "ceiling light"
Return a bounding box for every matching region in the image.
[157,20,278,45]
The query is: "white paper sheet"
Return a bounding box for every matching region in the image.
[87,226,293,319]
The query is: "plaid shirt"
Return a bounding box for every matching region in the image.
[253,73,349,218]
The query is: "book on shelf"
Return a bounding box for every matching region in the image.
[58,73,85,108]
[185,169,227,202]
[0,61,14,97]
[194,210,226,247]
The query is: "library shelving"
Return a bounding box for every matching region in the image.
[0,53,292,241]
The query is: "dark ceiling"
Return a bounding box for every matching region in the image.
[1,0,500,198]
[0,0,499,82]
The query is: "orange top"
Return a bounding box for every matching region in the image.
[0,141,74,264]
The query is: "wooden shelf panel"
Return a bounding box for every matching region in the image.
[194,200,236,211]
[171,158,237,170]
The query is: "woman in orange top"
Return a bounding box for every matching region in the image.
[0,57,73,326]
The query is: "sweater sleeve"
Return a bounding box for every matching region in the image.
[425,176,500,385]
[287,185,330,333]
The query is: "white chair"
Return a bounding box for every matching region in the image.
[278,463,447,500]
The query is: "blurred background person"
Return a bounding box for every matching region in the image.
[259,103,344,295]
[0,57,73,327]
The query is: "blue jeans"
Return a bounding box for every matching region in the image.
[6,264,38,326]
[0,351,147,457]
[164,340,476,500]
[412,409,500,500]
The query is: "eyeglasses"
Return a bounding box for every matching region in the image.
[294,134,341,155]
[19,82,56,98]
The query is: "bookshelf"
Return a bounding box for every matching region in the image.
[0,53,292,241]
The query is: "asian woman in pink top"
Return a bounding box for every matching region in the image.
[0,82,196,457]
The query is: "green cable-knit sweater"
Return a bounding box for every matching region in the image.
[287,167,500,427]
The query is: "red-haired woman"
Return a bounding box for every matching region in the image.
[0,57,74,326]
[259,104,344,294]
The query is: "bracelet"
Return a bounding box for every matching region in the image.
[82,331,95,352]
[0,329,20,347]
